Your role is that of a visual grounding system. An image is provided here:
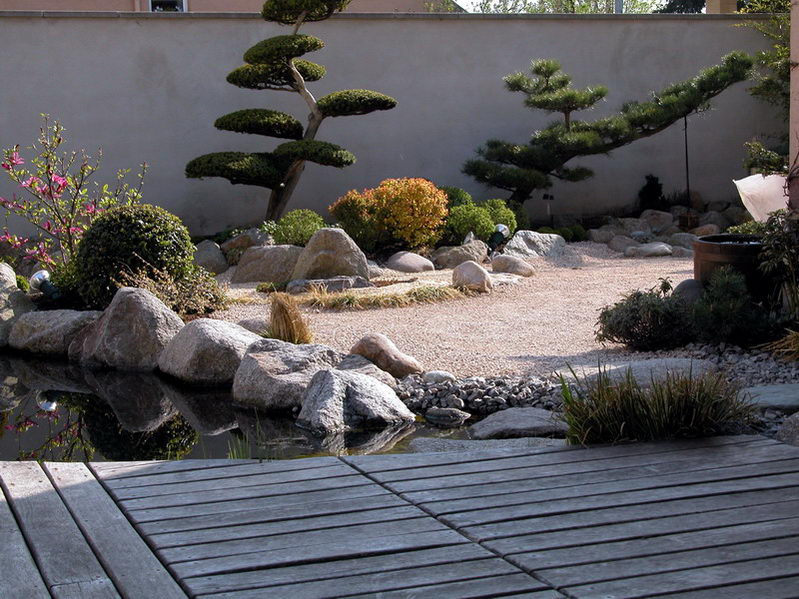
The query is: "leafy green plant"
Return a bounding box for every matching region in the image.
[727,220,765,236]
[73,204,196,309]
[561,367,754,445]
[557,227,574,242]
[760,209,799,319]
[15,275,28,292]
[596,280,693,351]
[570,224,588,241]
[256,281,288,293]
[482,198,517,234]
[638,174,666,212]
[445,203,495,244]
[186,1,396,220]
[439,186,473,208]
[271,209,325,245]
[463,53,752,206]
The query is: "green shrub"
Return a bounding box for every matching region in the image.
[727,220,765,236]
[596,280,693,351]
[329,189,383,253]
[537,226,558,235]
[557,227,574,242]
[561,368,754,445]
[116,265,229,317]
[73,204,195,309]
[570,224,588,241]
[445,204,495,244]
[483,199,517,234]
[15,275,28,292]
[439,186,473,208]
[760,209,799,318]
[317,90,397,118]
[271,209,325,245]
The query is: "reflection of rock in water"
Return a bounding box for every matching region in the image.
[78,394,198,461]
[316,423,417,456]
[0,375,30,413]
[162,382,237,436]
[84,370,177,433]
[7,357,92,394]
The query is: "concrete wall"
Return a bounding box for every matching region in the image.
[0,12,777,234]
[0,0,440,12]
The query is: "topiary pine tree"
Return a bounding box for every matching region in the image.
[463,52,753,209]
[187,0,397,221]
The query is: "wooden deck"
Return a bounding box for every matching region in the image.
[2,435,799,598]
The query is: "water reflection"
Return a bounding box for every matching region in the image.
[0,355,436,462]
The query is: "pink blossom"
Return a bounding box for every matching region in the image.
[20,176,41,189]
[1,151,24,170]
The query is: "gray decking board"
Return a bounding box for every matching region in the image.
[653,576,799,599]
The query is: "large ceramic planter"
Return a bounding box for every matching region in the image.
[693,234,770,298]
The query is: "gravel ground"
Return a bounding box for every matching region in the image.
[215,242,696,378]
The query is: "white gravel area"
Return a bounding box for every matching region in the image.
[215,242,695,377]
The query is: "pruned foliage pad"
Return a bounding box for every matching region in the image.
[261,0,351,24]
[274,140,356,167]
[561,368,755,445]
[186,152,288,187]
[318,90,398,117]
[244,34,325,64]
[215,110,304,140]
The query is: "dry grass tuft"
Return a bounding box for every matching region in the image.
[267,292,313,344]
[762,329,799,361]
[302,284,467,311]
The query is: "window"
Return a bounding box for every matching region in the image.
[150,0,186,11]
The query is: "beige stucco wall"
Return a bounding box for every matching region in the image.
[0,13,777,233]
[0,0,437,12]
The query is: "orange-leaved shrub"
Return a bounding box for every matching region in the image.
[329,178,447,252]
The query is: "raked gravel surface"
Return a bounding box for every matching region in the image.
[215,242,701,378]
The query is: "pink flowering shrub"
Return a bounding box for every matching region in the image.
[1,115,146,267]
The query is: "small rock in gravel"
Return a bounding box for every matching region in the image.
[469,407,568,439]
[425,407,471,428]
[423,370,457,384]
[776,413,799,446]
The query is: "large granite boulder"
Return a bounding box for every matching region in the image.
[431,241,489,269]
[386,251,435,273]
[0,263,35,347]
[640,209,675,234]
[158,319,262,386]
[745,384,799,415]
[624,242,673,258]
[690,224,721,237]
[350,333,423,379]
[587,227,620,244]
[453,260,493,293]
[71,287,184,372]
[9,310,101,357]
[618,218,652,235]
[668,232,699,250]
[776,413,799,446]
[560,358,716,387]
[469,407,568,439]
[231,245,304,284]
[608,235,640,253]
[672,279,704,305]
[492,255,534,277]
[232,338,343,411]
[194,240,228,275]
[699,210,730,231]
[221,228,272,265]
[296,369,415,435]
[291,228,369,281]
[503,231,566,258]
[337,354,398,391]
[425,407,471,428]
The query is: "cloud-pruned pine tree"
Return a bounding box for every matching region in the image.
[463,52,753,208]
[187,0,397,220]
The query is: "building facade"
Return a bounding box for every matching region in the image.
[0,0,464,12]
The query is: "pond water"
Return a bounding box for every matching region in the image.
[0,354,462,462]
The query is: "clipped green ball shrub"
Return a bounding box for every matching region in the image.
[439,186,472,208]
[272,209,326,246]
[557,227,575,242]
[537,226,558,235]
[483,199,517,234]
[445,203,495,244]
[261,0,351,24]
[73,204,195,309]
[570,224,588,241]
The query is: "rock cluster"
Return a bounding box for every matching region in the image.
[503,231,566,258]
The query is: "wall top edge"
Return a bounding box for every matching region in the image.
[0,10,770,20]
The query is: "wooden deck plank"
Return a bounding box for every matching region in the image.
[169,529,471,579]
[44,462,187,599]
[486,498,799,556]
[564,552,799,598]
[653,576,799,599]
[198,557,525,599]
[91,460,254,479]
[539,535,799,588]
[159,516,447,563]
[340,573,552,599]
[406,441,799,509]
[138,492,408,536]
[126,484,391,523]
[0,461,119,598]
[441,466,799,528]
[510,516,799,571]
[0,482,50,599]
[151,505,425,548]
[184,544,497,596]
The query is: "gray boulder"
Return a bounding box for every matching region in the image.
[673,279,704,305]
[232,338,343,411]
[337,354,398,391]
[588,227,619,244]
[0,263,35,347]
[668,232,699,249]
[9,310,101,357]
[619,218,652,235]
[453,260,493,293]
[286,276,372,295]
[699,210,731,231]
[690,224,721,237]
[624,242,673,258]
[158,319,262,386]
[296,369,414,435]
[608,235,640,253]
[236,318,268,335]
[231,245,304,284]
[194,240,228,275]
[72,287,184,372]
[492,254,534,277]
[671,247,694,258]
[745,384,799,415]
[561,358,716,387]
[503,231,566,258]
[221,228,272,265]
[776,413,799,446]
[423,370,456,384]
[469,407,568,439]
[386,251,435,273]
[431,241,489,269]
[425,407,471,428]
[350,333,423,379]
[291,228,369,281]
[640,209,675,234]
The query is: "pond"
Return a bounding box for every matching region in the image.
[0,355,463,462]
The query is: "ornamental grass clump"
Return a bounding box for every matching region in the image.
[561,367,755,446]
[268,292,313,343]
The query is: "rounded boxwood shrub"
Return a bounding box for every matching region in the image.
[73,204,195,309]
[261,0,351,24]
[272,209,326,246]
[445,203,495,244]
[482,199,517,234]
[570,224,588,241]
[557,227,575,242]
[329,189,383,253]
[439,186,473,209]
